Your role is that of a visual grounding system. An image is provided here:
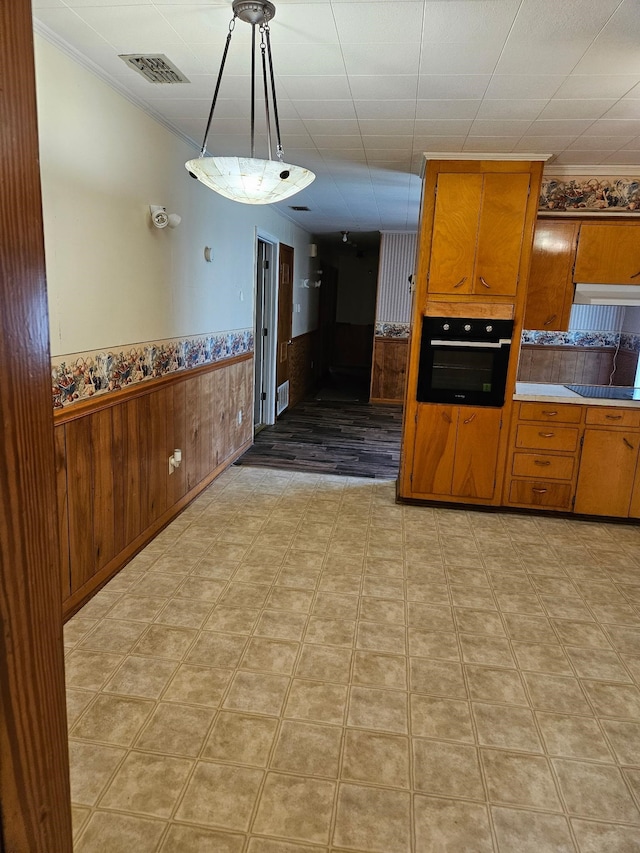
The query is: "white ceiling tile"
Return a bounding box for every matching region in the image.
[551,151,611,165]
[413,119,474,135]
[526,120,595,136]
[302,119,360,134]
[494,40,591,77]
[507,0,621,42]
[333,1,425,42]
[539,99,617,121]
[349,76,418,101]
[278,76,351,100]
[33,8,111,47]
[32,0,66,7]
[362,136,413,150]
[74,6,183,49]
[421,0,521,44]
[485,75,566,100]
[354,101,416,120]
[572,44,640,77]
[294,100,357,119]
[513,136,581,151]
[475,100,547,121]
[417,75,491,100]
[554,76,640,100]
[310,135,363,149]
[582,119,640,136]
[415,100,480,120]
[469,119,531,137]
[419,42,503,75]
[602,151,640,165]
[342,42,420,76]
[268,4,339,43]
[603,100,640,120]
[412,136,466,150]
[462,137,518,152]
[358,119,415,134]
[567,136,632,151]
[273,44,347,76]
[149,5,236,44]
[621,136,640,151]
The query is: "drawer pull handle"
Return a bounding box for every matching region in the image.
[624,438,635,450]
[538,431,555,438]
[453,276,467,289]
[543,314,557,326]
[605,414,622,420]
[463,413,476,425]
[541,411,558,416]
[479,276,491,289]
[532,488,548,494]
[534,460,551,466]
[631,270,640,280]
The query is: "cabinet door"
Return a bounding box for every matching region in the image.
[574,224,640,284]
[475,173,531,296]
[427,173,482,295]
[524,220,579,330]
[412,405,457,495]
[452,407,501,499]
[574,429,639,516]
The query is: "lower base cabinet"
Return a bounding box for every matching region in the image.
[574,428,640,517]
[412,405,501,500]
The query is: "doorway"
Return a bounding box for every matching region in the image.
[254,235,278,432]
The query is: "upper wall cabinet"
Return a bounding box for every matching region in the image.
[427,171,531,298]
[524,220,579,331]
[573,223,640,284]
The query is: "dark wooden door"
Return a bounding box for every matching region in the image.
[276,243,294,415]
[0,0,73,849]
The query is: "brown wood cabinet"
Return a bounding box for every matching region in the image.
[427,171,531,298]
[574,406,640,517]
[370,337,408,403]
[412,405,501,500]
[505,402,581,511]
[524,220,579,330]
[574,223,640,285]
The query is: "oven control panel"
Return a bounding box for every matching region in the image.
[426,317,513,341]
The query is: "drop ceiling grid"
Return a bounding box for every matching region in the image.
[32,0,640,232]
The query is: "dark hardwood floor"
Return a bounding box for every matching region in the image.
[236,397,403,479]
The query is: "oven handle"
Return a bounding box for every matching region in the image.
[430,339,512,348]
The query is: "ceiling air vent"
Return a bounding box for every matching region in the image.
[290,206,310,211]
[119,54,190,84]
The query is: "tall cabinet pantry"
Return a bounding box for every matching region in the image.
[398,157,546,506]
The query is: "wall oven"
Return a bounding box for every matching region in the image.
[417,316,513,407]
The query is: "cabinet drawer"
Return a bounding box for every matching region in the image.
[512,452,575,481]
[508,480,573,509]
[585,407,640,428]
[515,424,580,452]
[518,402,582,424]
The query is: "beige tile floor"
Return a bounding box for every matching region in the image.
[65,466,640,852]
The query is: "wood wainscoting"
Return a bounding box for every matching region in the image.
[289,329,320,408]
[518,345,618,386]
[370,337,408,404]
[55,354,253,619]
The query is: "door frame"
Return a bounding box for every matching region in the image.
[253,229,279,429]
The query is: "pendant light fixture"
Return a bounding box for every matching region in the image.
[185,0,315,205]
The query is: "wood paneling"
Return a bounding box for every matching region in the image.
[517,345,617,385]
[0,0,73,847]
[57,356,253,617]
[370,337,408,403]
[277,244,294,397]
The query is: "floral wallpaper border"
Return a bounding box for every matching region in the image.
[522,330,640,353]
[375,322,411,338]
[540,177,640,213]
[52,329,253,409]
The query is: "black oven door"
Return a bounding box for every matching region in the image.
[417,319,512,407]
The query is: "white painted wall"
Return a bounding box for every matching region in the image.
[34,35,317,357]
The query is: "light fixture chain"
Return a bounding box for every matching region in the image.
[250,22,256,158]
[260,27,273,161]
[264,24,284,161]
[199,14,236,156]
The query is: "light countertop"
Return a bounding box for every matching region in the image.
[514,383,640,408]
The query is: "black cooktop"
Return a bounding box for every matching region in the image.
[564,384,640,401]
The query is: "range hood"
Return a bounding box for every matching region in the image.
[573,283,640,306]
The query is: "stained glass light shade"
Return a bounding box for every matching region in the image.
[185,155,315,205]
